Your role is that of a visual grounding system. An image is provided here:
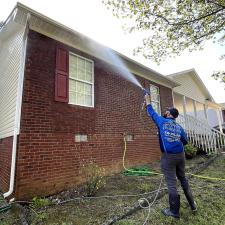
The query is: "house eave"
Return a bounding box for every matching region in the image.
[206,100,224,109]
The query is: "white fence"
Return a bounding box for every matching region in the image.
[177,114,225,153]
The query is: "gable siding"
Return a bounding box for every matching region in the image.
[172,75,206,103]
[0,28,25,139]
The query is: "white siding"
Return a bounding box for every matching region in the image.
[0,27,25,139]
[172,74,206,103]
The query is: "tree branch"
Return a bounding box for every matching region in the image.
[124,4,224,27]
[173,8,224,26]
[189,22,225,44]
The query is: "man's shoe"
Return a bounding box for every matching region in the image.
[183,188,197,211]
[162,194,180,218]
[162,208,180,218]
[191,201,197,212]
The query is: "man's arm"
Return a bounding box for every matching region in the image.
[145,94,162,127]
[180,127,188,145]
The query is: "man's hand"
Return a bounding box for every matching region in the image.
[144,94,151,106]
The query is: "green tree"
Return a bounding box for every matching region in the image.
[103,0,225,67]
[212,70,225,85]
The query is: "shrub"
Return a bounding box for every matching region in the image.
[31,197,51,209]
[184,143,197,159]
[81,161,106,196]
[138,183,153,193]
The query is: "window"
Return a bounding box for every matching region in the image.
[196,101,206,120]
[150,85,161,114]
[185,97,195,117]
[174,93,185,115]
[69,53,94,107]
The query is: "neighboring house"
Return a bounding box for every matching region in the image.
[168,70,225,153]
[0,3,178,200]
[167,69,224,133]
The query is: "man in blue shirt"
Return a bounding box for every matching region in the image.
[145,94,196,218]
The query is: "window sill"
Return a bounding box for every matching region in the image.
[68,102,95,109]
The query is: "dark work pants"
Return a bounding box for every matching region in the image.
[161,152,190,197]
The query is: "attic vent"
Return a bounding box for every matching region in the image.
[125,134,134,141]
[75,134,88,142]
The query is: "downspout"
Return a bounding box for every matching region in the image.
[3,12,30,200]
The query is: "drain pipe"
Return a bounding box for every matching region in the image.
[3,12,30,200]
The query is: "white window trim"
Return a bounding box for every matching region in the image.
[69,52,94,108]
[149,84,161,115]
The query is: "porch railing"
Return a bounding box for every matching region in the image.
[177,114,225,153]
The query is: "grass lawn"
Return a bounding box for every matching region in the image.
[0,154,225,225]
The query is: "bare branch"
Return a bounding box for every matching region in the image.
[173,8,224,26]
[123,4,224,27]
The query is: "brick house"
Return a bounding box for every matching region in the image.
[0,3,178,200]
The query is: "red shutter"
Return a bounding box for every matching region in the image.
[55,45,69,102]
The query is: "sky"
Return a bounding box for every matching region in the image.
[1,0,225,103]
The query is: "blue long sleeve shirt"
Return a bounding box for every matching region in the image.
[147,104,188,153]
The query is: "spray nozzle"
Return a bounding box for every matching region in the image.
[143,88,150,96]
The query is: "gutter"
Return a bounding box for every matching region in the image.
[3,12,30,200]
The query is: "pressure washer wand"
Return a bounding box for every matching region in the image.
[142,88,150,110]
[142,88,150,96]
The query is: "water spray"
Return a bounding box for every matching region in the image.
[85,40,145,90]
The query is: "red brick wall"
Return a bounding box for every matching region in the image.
[15,30,173,199]
[0,136,13,192]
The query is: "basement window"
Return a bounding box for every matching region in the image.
[69,53,94,107]
[75,134,88,142]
